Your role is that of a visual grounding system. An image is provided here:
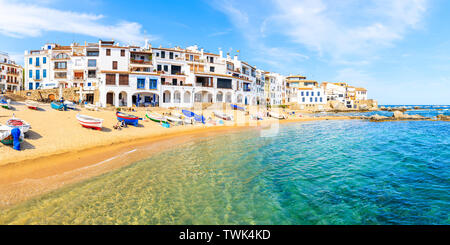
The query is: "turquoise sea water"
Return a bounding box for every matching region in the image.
[318,105,450,118]
[0,120,449,224]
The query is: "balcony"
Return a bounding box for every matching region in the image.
[130,59,152,65]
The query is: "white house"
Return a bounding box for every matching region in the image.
[0,52,22,92]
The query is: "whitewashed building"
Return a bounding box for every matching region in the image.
[0,52,22,92]
[286,75,326,109]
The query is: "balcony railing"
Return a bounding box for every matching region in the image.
[130,59,152,64]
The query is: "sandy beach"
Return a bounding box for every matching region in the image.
[0,101,353,207]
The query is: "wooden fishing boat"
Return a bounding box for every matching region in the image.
[182,109,205,124]
[145,112,167,123]
[269,111,286,119]
[51,101,67,111]
[0,125,23,145]
[64,100,77,110]
[170,111,192,124]
[6,117,31,134]
[0,97,11,109]
[116,112,139,126]
[84,104,98,111]
[213,111,233,121]
[165,115,184,125]
[25,100,39,110]
[230,104,246,111]
[76,114,103,130]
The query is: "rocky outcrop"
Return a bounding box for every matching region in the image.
[370,111,430,122]
[437,115,450,121]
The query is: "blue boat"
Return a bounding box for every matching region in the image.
[51,101,67,111]
[116,112,139,126]
[230,104,245,111]
[182,109,205,124]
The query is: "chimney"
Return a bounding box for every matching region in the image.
[145,39,149,49]
[201,48,204,56]
[227,53,230,59]
[219,50,223,58]
[234,55,238,62]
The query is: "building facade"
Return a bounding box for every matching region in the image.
[0,52,22,92]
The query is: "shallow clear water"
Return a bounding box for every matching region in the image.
[1,120,449,224]
[316,105,450,118]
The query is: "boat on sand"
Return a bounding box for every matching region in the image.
[76,114,103,130]
[51,101,67,111]
[269,111,286,119]
[6,117,31,134]
[25,100,39,110]
[213,111,233,121]
[116,112,140,126]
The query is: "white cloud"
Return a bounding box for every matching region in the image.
[0,0,155,45]
[269,0,428,59]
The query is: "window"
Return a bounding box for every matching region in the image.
[119,74,129,85]
[55,62,67,69]
[310,97,313,102]
[35,82,40,89]
[210,66,215,73]
[172,79,177,86]
[48,45,51,50]
[302,97,305,102]
[43,57,46,64]
[315,97,317,102]
[161,51,165,58]
[164,65,168,72]
[29,70,32,78]
[106,49,111,56]
[169,52,173,59]
[112,61,118,70]
[320,97,323,102]
[217,78,232,89]
[29,58,32,65]
[156,52,159,57]
[87,83,92,87]
[88,70,96,78]
[318,92,320,96]
[311,92,314,96]
[106,74,116,85]
[157,65,162,71]
[29,83,33,90]
[301,91,304,96]
[121,49,125,57]
[87,51,99,56]
[88,59,97,67]
[149,79,157,89]
[43,69,47,78]
[36,57,40,66]
[306,92,309,96]
[137,78,145,89]
[161,78,165,84]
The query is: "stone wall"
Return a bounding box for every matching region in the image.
[18,88,82,102]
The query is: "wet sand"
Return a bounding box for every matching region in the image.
[0,102,353,207]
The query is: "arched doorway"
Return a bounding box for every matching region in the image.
[163,90,171,103]
[237,94,243,104]
[118,91,127,107]
[174,91,181,103]
[184,91,191,103]
[225,92,232,103]
[216,91,223,102]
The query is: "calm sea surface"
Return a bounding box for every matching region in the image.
[1,120,449,224]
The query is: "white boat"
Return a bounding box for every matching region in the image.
[165,115,185,125]
[76,114,103,130]
[84,103,98,111]
[269,111,286,119]
[170,111,193,124]
[213,111,233,121]
[25,100,39,110]
[6,117,31,134]
[0,125,10,141]
[64,100,77,110]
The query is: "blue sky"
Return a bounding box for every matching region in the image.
[0,0,449,104]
